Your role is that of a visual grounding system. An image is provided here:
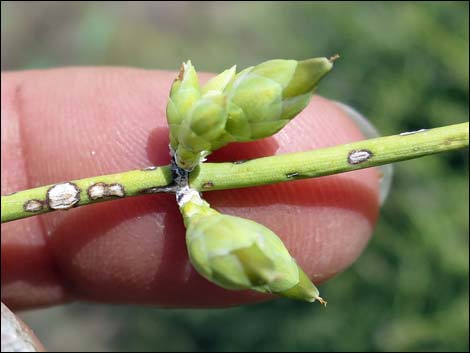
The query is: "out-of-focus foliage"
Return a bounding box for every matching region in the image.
[3,1,468,352]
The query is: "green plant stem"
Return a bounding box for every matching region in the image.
[2,122,468,223]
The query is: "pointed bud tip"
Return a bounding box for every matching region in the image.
[329,54,340,63]
[176,60,196,81]
[315,295,327,306]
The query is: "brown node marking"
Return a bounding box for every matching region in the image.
[24,199,44,212]
[286,172,300,179]
[139,187,158,194]
[138,182,177,194]
[87,182,125,200]
[233,159,249,165]
[348,149,373,165]
[177,63,185,81]
[202,181,214,189]
[316,296,327,306]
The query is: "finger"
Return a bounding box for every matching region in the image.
[1,68,379,309]
[1,302,45,351]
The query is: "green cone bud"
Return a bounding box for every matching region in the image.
[167,61,201,149]
[167,57,335,170]
[175,92,234,170]
[201,65,236,95]
[224,57,333,141]
[181,199,323,302]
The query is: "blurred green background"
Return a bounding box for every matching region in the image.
[2,1,469,352]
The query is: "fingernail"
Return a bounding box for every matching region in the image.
[333,101,393,206]
[1,303,41,352]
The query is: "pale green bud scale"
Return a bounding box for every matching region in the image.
[180,198,323,302]
[186,94,228,139]
[175,93,232,169]
[249,59,297,88]
[282,58,333,98]
[280,92,312,121]
[249,120,289,140]
[224,102,252,140]
[201,65,236,94]
[230,74,283,123]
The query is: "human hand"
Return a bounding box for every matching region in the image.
[1,67,379,350]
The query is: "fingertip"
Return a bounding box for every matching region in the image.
[1,68,380,308]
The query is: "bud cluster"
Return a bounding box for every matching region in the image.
[167,57,335,303]
[167,58,333,170]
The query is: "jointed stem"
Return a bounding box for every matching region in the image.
[191,122,469,191]
[1,122,468,223]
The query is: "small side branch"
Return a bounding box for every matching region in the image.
[1,122,468,223]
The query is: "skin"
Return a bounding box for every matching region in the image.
[1,67,379,348]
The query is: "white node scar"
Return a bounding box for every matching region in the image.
[47,182,80,210]
[348,149,372,165]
